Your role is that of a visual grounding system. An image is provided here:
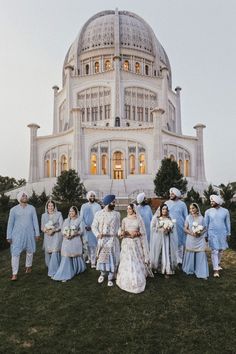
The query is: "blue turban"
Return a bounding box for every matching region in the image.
[103,194,116,206]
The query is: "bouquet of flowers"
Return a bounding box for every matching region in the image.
[70,225,77,237]
[45,220,55,234]
[63,225,79,239]
[63,226,71,239]
[192,222,204,236]
[159,218,175,233]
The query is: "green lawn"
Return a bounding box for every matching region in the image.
[0,243,236,354]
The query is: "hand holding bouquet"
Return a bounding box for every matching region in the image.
[192,222,204,237]
[44,220,55,236]
[159,218,175,233]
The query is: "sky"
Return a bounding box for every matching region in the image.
[0,0,236,185]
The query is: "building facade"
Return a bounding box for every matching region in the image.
[27,9,207,198]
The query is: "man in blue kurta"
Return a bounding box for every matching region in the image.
[165,187,188,265]
[205,194,231,278]
[80,191,101,268]
[7,191,40,280]
[136,192,153,245]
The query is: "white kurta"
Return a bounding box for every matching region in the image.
[116,216,150,294]
[91,209,120,273]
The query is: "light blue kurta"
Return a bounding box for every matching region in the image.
[204,207,231,250]
[165,199,188,247]
[80,202,101,247]
[7,204,40,256]
[41,211,63,277]
[137,205,153,244]
[182,214,209,279]
[53,217,86,281]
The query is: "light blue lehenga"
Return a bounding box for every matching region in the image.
[53,216,86,282]
[182,214,209,279]
[41,211,63,277]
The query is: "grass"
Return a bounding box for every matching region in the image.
[0,242,236,354]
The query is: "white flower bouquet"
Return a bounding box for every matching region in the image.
[45,220,55,234]
[159,218,175,233]
[70,225,77,237]
[63,226,71,239]
[192,222,204,236]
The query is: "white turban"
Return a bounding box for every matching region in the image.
[169,187,181,198]
[137,192,145,204]
[17,190,28,203]
[210,194,223,205]
[86,190,96,200]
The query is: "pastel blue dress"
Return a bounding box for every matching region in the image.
[137,205,153,245]
[182,214,209,279]
[7,204,40,256]
[41,211,63,277]
[53,217,86,281]
[204,207,230,250]
[165,200,188,247]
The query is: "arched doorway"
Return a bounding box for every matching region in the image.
[113,151,124,179]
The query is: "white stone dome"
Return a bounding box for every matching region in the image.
[63,10,171,80]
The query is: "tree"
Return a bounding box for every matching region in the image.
[0,175,26,193]
[52,169,86,204]
[185,187,202,205]
[219,183,236,210]
[153,158,188,198]
[203,184,218,205]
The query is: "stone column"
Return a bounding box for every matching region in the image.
[71,108,83,178]
[151,107,165,173]
[27,123,40,182]
[65,65,74,128]
[160,66,169,129]
[52,85,59,134]
[194,124,207,181]
[175,86,182,134]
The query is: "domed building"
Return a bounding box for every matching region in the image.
[27,9,207,198]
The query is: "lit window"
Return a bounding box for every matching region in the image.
[105,60,111,71]
[135,62,140,74]
[123,60,129,71]
[95,62,99,73]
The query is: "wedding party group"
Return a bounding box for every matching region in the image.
[6,187,231,294]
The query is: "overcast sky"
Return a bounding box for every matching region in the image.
[0,0,235,185]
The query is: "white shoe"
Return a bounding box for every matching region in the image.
[91,264,96,269]
[62,280,67,283]
[217,266,223,271]
[213,272,220,278]
[107,280,113,287]
[98,275,104,283]
[86,260,91,264]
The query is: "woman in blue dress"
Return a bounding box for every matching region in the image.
[182,203,209,279]
[41,199,63,277]
[53,206,86,282]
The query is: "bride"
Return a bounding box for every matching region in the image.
[116,203,150,294]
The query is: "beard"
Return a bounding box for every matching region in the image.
[108,204,115,211]
[89,198,95,203]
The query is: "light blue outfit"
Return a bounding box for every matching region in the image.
[53,217,86,281]
[165,200,188,247]
[80,201,101,265]
[137,204,153,245]
[204,207,231,250]
[7,204,40,256]
[41,211,63,277]
[182,214,209,279]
